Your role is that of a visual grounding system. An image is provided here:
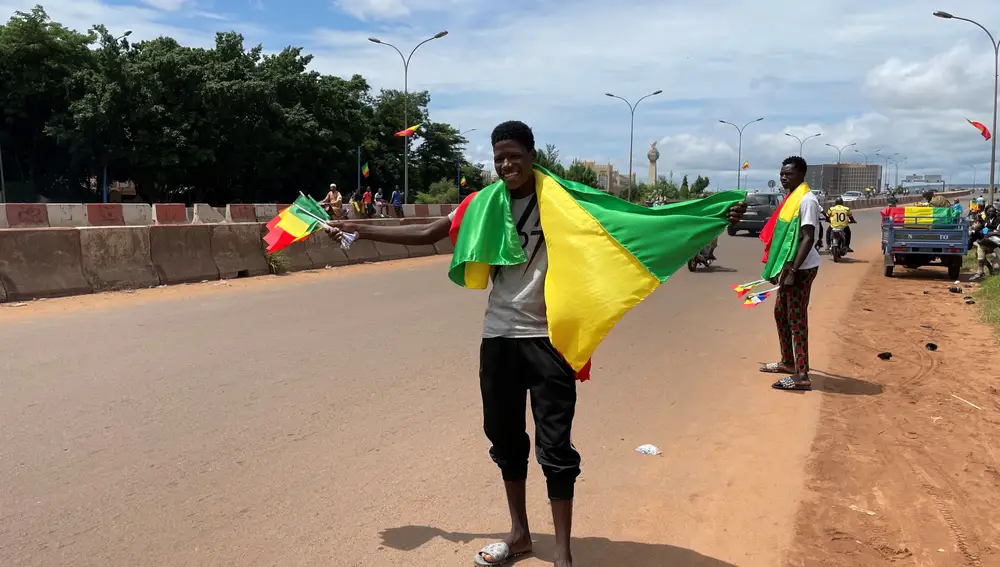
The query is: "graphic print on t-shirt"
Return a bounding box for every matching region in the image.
[482,193,549,338]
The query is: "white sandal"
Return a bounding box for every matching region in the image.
[473,542,529,566]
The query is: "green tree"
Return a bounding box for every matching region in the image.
[415,177,458,204]
[690,175,710,196]
[534,143,566,176]
[679,174,690,199]
[565,159,599,188]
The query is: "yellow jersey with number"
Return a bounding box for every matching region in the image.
[827,205,851,229]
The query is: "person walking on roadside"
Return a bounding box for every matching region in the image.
[759,156,822,391]
[362,187,375,218]
[391,187,404,218]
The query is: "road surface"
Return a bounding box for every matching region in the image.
[0,210,886,567]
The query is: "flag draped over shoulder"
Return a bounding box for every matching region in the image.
[263,194,330,253]
[759,182,809,281]
[448,165,746,379]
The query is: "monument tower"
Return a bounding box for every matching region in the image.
[647,142,660,185]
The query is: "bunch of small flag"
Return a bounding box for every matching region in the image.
[731,279,780,308]
[263,193,357,253]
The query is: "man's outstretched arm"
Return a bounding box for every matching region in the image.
[325,216,451,246]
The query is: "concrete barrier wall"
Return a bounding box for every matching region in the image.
[209,224,269,279]
[0,228,91,300]
[192,204,225,223]
[152,203,187,225]
[46,204,89,227]
[226,204,257,223]
[149,225,220,284]
[122,204,154,225]
[79,226,160,290]
[0,190,978,302]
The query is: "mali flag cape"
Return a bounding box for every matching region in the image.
[448,165,745,380]
[759,182,810,281]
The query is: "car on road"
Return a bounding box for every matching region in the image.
[728,192,781,236]
[841,191,863,202]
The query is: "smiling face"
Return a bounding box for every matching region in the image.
[493,139,536,195]
[779,163,804,191]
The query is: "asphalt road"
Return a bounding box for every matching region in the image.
[0,209,887,567]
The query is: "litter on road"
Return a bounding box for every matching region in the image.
[635,444,662,456]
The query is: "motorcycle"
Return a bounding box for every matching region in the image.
[687,244,715,271]
[830,228,846,262]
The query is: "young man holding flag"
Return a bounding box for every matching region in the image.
[326,121,745,567]
[759,156,822,391]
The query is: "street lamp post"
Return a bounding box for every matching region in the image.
[457,128,476,200]
[876,151,898,192]
[934,11,998,204]
[369,31,449,205]
[785,132,822,156]
[855,149,869,165]
[719,117,764,191]
[606,90,662,201]
[825,142,856,196]
[101,29,132,204]
[971,164,978,189]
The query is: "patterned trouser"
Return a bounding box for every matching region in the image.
[774,267,819,374]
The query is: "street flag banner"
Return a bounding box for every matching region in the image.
[361,162,370,178]
[743,286,779,307]
[732,279,767,298]
[448,165,745,381]
[967,119,991,141]
[394,123,422,137]
[760,182,809,281]
[460,176,467,187]
[880,206,961,228]
[263,194,330,253]
[742,161,750,169]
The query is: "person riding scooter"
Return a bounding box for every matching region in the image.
[825,197,856,253]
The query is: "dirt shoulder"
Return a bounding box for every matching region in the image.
[785,266,1000,566]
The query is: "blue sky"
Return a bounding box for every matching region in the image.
[5,0,1000,189]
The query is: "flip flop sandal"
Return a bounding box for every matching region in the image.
[772,376,811,391]
[474,542,529,566]
[760,362,792,374]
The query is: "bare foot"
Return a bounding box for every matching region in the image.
[759,362,794,374]
[554,553,573,567]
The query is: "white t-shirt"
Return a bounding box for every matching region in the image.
[448,194,549,338]
[798,192,822,271]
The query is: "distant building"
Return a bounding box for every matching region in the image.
[581,160,634,195]
[804,163,882,195]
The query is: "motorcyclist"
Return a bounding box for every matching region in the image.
[825,197,856,252]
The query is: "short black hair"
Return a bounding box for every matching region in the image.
[491,121,535,151]
[781,156,808,174]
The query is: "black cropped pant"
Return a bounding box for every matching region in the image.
[479,337,581,500]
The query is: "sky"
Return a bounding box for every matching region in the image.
[5,0,1000,190]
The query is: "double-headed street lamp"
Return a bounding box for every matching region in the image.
[785,132,822,156]
[605,90,662,201]
[826,142,856,196]
[369,31,449,204]
[854,149,870,165]
[934,11,998,204]
[719,117,763,191]
[876,150,898,192]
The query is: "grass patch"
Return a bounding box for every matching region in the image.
[963,250,979,271]
[976,275,1000,336]
[266,251,290,275]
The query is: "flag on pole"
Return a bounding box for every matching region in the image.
[262,194,330,253]
[394,123,422,137]
[460,176,467,187]
[361,162,370,178]
[967,119,991,140]
[741,161,750,169]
